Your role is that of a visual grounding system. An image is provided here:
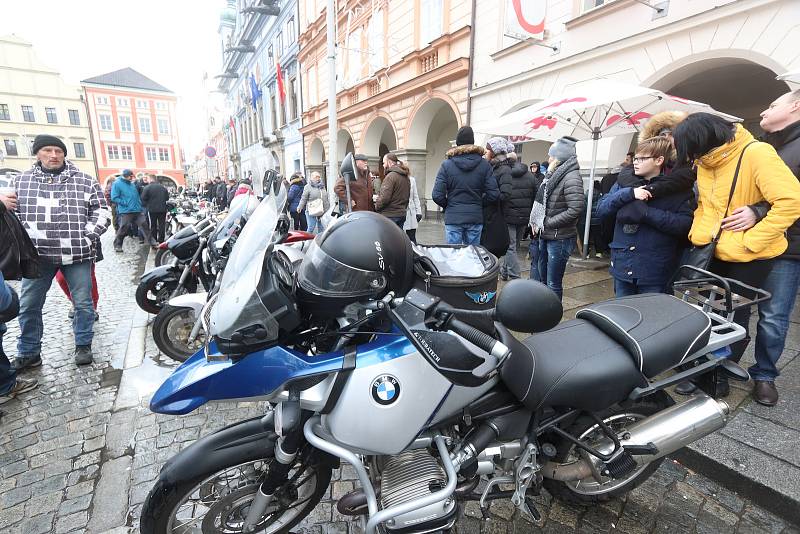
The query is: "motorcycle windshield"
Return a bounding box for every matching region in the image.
[208,192,255,249]
[209,185,288,342]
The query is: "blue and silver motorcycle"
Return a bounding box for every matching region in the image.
[141,181,767,534]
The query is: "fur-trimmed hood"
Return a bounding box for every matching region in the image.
[641,111,688,140]
[446,144,485,158]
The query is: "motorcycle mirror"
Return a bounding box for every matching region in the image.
[496,279,562,333]
[340,152,356,182]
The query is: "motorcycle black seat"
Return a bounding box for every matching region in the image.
[498,320,646,412]
[576,294,711,378]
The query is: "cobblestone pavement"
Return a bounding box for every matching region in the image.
[1,232,799,533]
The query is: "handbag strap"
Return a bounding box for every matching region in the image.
[714,141,757,242]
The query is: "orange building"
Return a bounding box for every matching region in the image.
[81,68,185,188]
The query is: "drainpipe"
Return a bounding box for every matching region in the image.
[326,0,338,197]
[81,92,101,179]
[465,0,477,125]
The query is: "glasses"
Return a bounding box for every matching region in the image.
[632,156,655,163]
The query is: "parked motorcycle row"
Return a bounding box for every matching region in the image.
[137,158,769,534]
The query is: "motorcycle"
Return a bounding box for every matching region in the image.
[140,180,767,534]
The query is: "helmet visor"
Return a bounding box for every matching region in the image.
[298,240,387,297]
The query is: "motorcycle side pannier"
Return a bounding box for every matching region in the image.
[412,244,499,330]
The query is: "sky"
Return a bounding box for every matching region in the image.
[0,0,225,157]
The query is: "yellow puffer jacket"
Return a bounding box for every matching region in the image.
[690,124,800,262]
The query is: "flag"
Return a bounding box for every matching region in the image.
[276,61,286,102]
[249,74,262,111]
[229,116,235,129]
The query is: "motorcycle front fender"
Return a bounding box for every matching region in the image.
[167,291,208,314]
[140,264,182,285]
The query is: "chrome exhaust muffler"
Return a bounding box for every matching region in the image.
[543,394,729,481]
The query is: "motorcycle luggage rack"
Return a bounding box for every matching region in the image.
[672,265,771,319]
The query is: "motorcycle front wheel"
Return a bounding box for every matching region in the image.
[135,278,180,315]
[152,304,204,362]
[141,452,332,534]
[154,248,177,267]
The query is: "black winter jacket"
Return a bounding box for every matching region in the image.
[531,156,585,240]
[432,145,499,225]
[751,121,800,259]
[141,182,170,213]
[0,203,40,280]
[503,161,538,225]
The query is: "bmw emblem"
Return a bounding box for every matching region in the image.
[371,375,400,406]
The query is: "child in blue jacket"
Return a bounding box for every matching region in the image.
[596,137,696,296]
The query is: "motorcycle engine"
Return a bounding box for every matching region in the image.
[380,449,457,532]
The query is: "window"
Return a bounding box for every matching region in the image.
[119,115,132,132]
[276,32,283,57]
[582,0,607,11]
[369,9,385,73]
[136,99,149,109]
[146,147,157,160]
[121,146,133,160]
[268,45,274,69]
[0,104,9,120]
[45,107,58,123]
[158,147,170,162]
[155,101,168,111]
[139,116,152,133]
[117,97,130,108]
[68,109,80,125]
[308,66,317,107]
[4,139,18,156]
[73,143,86,158]
[269,90,277,131]
[99,114,113,130]
[420,0,443,46]
[107,145,120,159]
[286,17,296,45]
[288,77,298,121]
[347,27,363,85]
[157,118,169,135]
[96,95,109,105]
[21,105,35,122]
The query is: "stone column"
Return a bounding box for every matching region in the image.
[394,149,432,217]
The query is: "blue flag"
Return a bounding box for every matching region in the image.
[249,74,262,110]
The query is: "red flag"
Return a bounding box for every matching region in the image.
[229,116,235,129]
[276,61,286,102]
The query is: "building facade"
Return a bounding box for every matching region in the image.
[81,68,185,188]
[217,0,304,194]
[469,0,799,171]
[298,0,472,210]
[0,35,95,178]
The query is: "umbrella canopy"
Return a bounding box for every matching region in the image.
[777,70,800,84]
[490,78,740,141]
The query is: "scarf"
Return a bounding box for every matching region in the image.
[528,156,578,233]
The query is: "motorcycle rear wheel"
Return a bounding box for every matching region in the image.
[141,453,332,534]
[153,304,204,362]
[543,392,674,505]
[154,248,177,267]
[135,278,180,315]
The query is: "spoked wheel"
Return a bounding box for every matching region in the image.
[152,304,205,362]
[155,248,178,267]
[135,278,180,314]
[144,455,331,534]
[543,392,673,504]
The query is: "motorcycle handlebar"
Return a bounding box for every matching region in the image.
[447,317,511,365]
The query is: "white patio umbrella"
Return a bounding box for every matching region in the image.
[777,70,800,84]
[488,78,741,257]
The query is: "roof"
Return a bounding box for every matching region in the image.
[81,67,172,93]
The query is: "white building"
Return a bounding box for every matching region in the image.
[470,0,799,172]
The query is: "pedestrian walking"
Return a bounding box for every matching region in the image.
[528,136,584,300]
[298,171,330,234]
[673,113,800,397]
[12,134,110,367]
[104,176,118,231]
[214,176,228,210]
[225,178,237,206]
[374,153,411,228]
[141,177,170,244]
[501,146,538,280]
[334,154,375,212]
[112,169,154,252]
[432,126,499,245]
[404,174,423,243]
[738,89,800,406]
[288,174,307,231]
[597,136,695,296]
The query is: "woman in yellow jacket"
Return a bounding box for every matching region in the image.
[673,113,800,395]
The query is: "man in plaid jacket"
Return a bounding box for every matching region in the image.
[12,135,110,368]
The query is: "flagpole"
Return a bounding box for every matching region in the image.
[326,0,337,201]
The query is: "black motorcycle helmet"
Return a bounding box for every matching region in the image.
[296,211,414,318]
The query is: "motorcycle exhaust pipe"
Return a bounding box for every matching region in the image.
[543,395,729,481]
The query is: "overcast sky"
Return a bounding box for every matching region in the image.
[0,0,224,157]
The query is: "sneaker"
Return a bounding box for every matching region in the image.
[674,380,697,395]
[11,353,42,371]
[0,378,38,404]
[74,345,93,365]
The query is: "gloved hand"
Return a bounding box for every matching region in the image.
[416,214,422,223]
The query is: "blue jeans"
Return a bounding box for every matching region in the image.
[750,257,800,382]
[387,216,406,229]
[529,237,575,300]
[613,278,665,297]
[305,213,325,234]
[445,224,482,246]
[502,224,525,279]
[0,322,15,394]
[17,261,95,356]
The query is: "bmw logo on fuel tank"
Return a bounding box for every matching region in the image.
[371,375,400,405]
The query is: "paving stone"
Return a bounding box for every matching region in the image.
[59,493,92,516]
[17,513,56,534]
[25,490,64,517]
[54,510,89,534]
[65,480,94,499]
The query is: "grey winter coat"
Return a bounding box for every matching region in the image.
[530,156,584,240]
[298,183,330,214]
